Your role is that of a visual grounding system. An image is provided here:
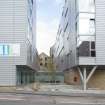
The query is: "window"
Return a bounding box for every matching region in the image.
[65,0,67,3]
[78,41,90,57]
[90,0,95,4]
[77,13,95,35]
[75,22,77,33]
[91,41,95,49]
[40,58,42,61]
[52,54,54,58]
[67,36,69,40]
[77,36,95,47]
[79,0,95,12]
[89,19,95,35]
[45,63,47,67]
[74,77,78,82]
[0,45,3,55]
[45,57,47,61]
[78,41,96,57]
[40,63,43,66]
[58,46,64,56]
[78,18,90,35]
[65,8,68,17]
[29,46,32,61]
[0,45,9,55]
[62,12,63,16]
[0,44,20,56]
[31,0,33,5]
[59,28,62,35]
[89,0,95,12]
[61,59,64,63]
[75,0,78,12]
[64,22,68,32]
[4,45,9,55]
[90,41,96,57]
[91,51,96,57]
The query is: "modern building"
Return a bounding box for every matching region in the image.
[52,0,105,90]
[0,0,38,86]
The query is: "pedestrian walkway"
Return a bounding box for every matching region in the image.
[1,84,105,98]
[0,94,25,101]
[38,84,82,92]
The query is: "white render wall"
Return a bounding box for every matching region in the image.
[96,0,105,65]
[0,0,37,86]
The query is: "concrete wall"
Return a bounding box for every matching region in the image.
[64,69,105,90]
[64,69,81,85]
[88,70,105,90]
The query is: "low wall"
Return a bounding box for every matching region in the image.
[88,70,105,90]
[64,69,81,85]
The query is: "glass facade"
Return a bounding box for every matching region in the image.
[0,45,3,55]
[27,0,33,43]
[76,0,96,57]
[17,68,35,85]
[35,72,64,83]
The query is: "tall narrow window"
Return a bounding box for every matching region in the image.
[89,0,95,12]
[65,8,68,17]
[31,0,33,5]
[45,63,47,67]
[75,0,78,13]
[91,41,95,49]
[4,45,9,55]
[89,19,95,35]
[0,45,3,55]
[64,22,68,32]
[65,0,67,3]
[90,41,96,57]
[75,22,77,34]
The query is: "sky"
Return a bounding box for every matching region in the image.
[36,0,64,55]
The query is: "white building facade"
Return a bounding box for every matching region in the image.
[0,0,38,86]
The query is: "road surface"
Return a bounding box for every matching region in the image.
[0,93,105,105]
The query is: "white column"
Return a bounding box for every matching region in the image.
[83,68,87,91]
[78,66,97,91]
[78,67,84,82]
[86,66,97,83]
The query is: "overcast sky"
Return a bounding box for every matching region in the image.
[36,0,64,55]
